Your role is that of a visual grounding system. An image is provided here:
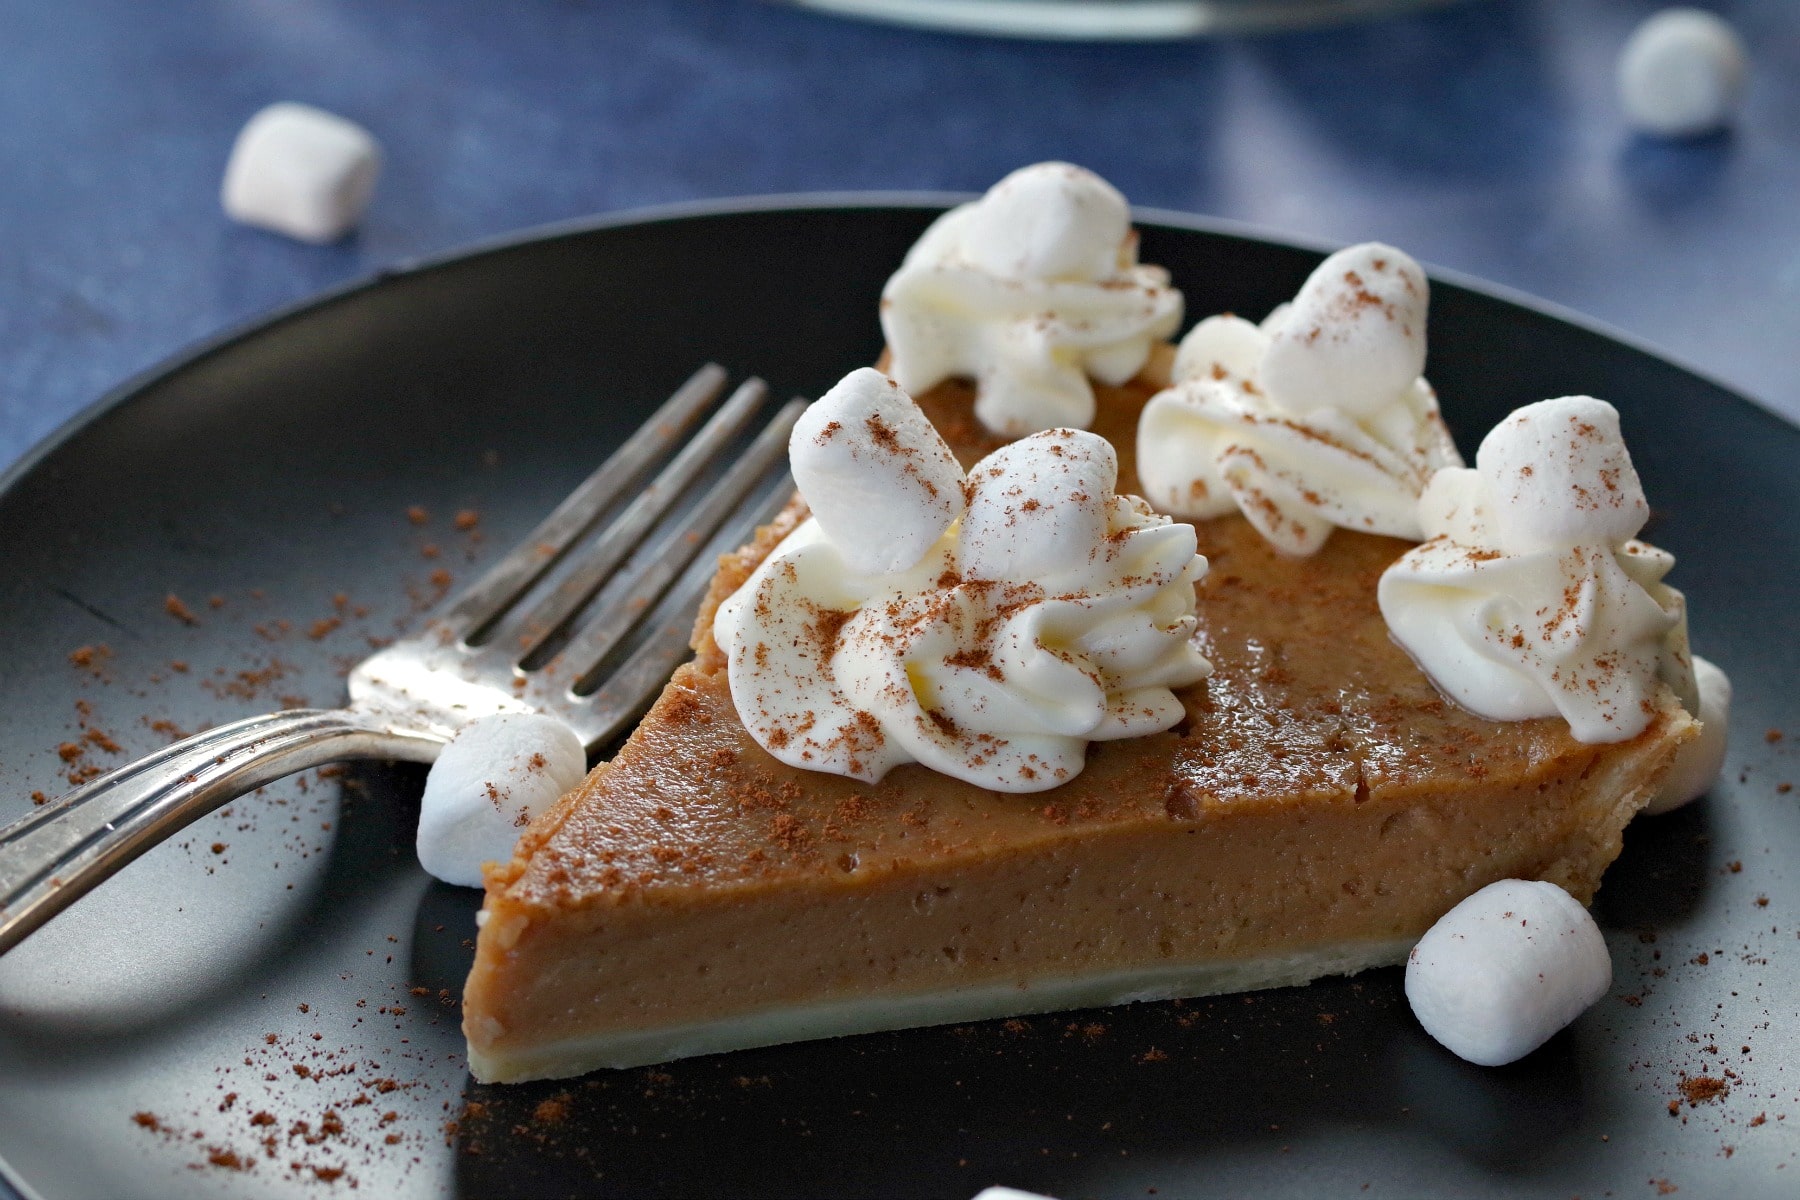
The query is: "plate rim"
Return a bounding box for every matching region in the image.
[0,1157,36,1200]
[2,192,1787,509]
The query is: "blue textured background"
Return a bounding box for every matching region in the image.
[2,0,1796,472]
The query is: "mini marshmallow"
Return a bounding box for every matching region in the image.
[1260,243,1429,419]
[1171,313,1266,386]
[416,712,586,887]
[970,1189,1059,1200]
[960,162,1130,283]
[1644,654,1732,814]
[1477,396,1649,554]
[789,368,966,576]
[1618,8,1749,138]
[1406,879,1612,1067]
[959,428,1116,583]
[222,102,381,244]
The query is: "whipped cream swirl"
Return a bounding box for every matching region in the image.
[714,369,1211,793]
[1137,243,1463,555]
[881,162,1183,438]
[1379,396,1702,744]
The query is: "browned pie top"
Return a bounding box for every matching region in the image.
[491,369,1598,910]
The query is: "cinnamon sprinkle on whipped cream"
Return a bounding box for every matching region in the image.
[881,162,1182,438]
[1137,243,1463,555]
[714,368,1211,793]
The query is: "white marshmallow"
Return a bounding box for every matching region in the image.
[1618,8,1749,138]
[416,712,586,887]
[1477,396,1648,554]
[971,1189,1059,1200]
[1260,243,1429,419]
[959,427,1115,583]
[222,102,381,244]
[960,162,1130,283]
[790,368,965,576]
[1170,313,1266,386]
[1644,654,1732,814]
[1406,879,1612,1067]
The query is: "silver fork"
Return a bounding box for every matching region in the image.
[0,364,804,955]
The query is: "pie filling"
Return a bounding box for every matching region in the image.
[461,371,1693,1084]
[470,939,1418,1082]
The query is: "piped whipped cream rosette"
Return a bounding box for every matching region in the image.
[880,162,1183,438]
[714,367,1212,793]
[1378,397,1723,760]
[1136,243,1463,555]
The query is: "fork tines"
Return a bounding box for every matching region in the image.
[446,364,803,713]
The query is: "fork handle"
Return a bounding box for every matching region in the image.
[0,708,443,956]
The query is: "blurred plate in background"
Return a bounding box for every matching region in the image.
[785,0,1471,39]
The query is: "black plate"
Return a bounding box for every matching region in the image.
[1,202,1796,1200]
